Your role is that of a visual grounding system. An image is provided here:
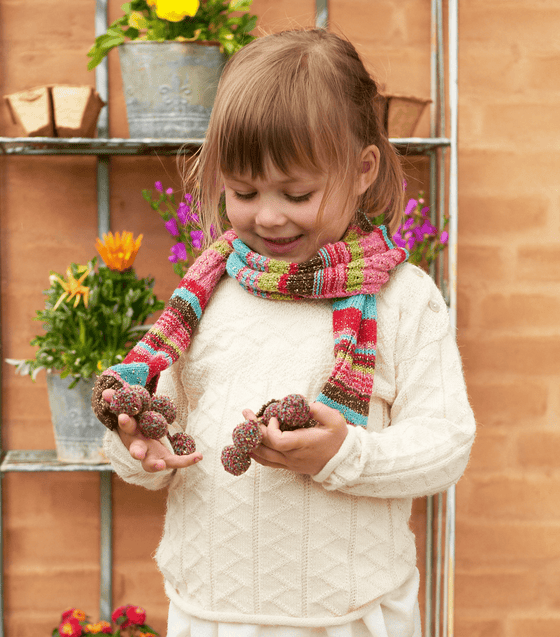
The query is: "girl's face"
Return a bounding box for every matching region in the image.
[222,164,355,263]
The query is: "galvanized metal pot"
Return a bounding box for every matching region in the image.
[46,373,107,464]
[118,41,226,139]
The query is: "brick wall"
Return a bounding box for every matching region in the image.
[1,0,559,636]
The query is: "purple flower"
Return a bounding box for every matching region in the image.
[184,193,193,204]
[188,211,200,224]
[169,243,187,262]
[155,181,163,192]
[421,206,430,217]
[404,198,417,216]
[190,230,204,249]
[165,218,180,237]
[440,231,449,244]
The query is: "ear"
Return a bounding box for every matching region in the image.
[356,145,380,196]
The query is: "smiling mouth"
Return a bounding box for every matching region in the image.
[262,235,302,244]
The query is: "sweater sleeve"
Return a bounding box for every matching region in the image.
[101,364,186,490]
[313,267,476,499]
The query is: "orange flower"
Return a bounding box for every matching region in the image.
[96,231,143,272]
[52,266,91,310]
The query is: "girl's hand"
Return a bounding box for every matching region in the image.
[102,389,202,473]
[244,402,348,476]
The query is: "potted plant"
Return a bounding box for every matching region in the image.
[7,231,165,463]
[87,0,258,138]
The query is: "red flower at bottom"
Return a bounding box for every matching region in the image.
[125,606,146,626]
[59,617,83,637]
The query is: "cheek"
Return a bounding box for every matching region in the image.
[224,195,247,230]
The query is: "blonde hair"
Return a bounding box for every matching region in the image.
[184,28,404,245]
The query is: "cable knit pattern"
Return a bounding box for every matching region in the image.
[103,263,475,627]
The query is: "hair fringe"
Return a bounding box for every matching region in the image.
[179,29,405,247]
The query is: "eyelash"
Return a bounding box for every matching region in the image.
[232,191,313,203]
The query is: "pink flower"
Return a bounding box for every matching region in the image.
[154,181,163,192]
[166,187,173,195]
[440,231,449,244]
[184,193,193,203]
[165,218,180,237]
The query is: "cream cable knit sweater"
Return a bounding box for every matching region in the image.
[103,263,476,627]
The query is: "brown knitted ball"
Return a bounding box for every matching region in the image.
[232,420,263,453]
[138,411,168,439]
[151,395,177,424]
[168,432,196,455]
[221,445,251,476]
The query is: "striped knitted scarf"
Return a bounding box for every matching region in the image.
[93,216,407,430]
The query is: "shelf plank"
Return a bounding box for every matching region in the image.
[0,137,450,156]
[0,450,113,472]
[0,137,203,156]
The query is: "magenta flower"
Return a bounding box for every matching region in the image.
[176,202,189,224]
[184,193,193,203]
[393,232,406,248]
[166,187,173,195]
[165,218,179,237]
[440,231,449,244]
[210,224,217,239]
[169,243,187,263]
[155,181,163,192]
[403,217,415,231]
[420,220,437,236]
[404,198,417,216]
[190,230,204,249]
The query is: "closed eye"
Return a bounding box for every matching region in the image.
[233,191,257,201]
[286,192,313,203]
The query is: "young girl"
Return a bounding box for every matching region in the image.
[93,28,475,637]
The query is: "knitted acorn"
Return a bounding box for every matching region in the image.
[108,385,195,456]
[221,394,316,476]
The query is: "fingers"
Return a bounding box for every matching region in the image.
[118,413,139,435]
[102,388,115,403]
[242,409,257,421]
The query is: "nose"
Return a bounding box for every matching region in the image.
[254,199,287,229]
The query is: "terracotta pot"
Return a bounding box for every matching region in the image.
[376,93,432,138]
[4,85,105,137]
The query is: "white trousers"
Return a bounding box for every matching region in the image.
[167,568,421,637]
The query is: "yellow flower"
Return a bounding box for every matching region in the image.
[154,0,200,22]
[129,11,148,29]
[52,266,91,310]
[96,231,143,272]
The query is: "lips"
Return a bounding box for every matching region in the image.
[261,235,304,255]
